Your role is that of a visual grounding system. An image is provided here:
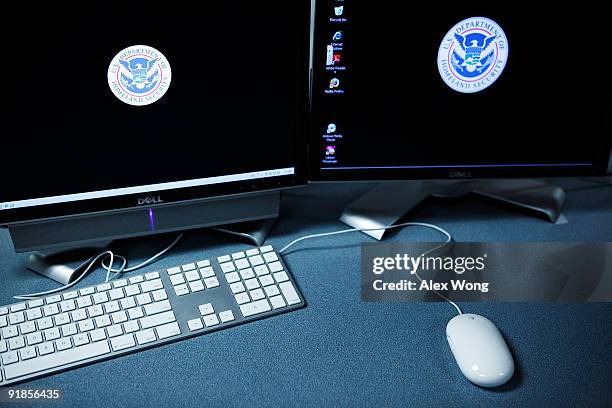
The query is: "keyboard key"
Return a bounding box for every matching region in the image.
[264,285,280,297]
[128,307,145,320]
[56,337,72,351]
[139,311,176,329]
[263,252,278,263]
[245,278,260,290]
[97,283,112,292]
[107,324,124,338]
[274,272,289,283]
[217,255,231,263]
[78,319,95,332]
[239,299,271,317]
[249,255,264,267]
[4,341,110,380]
[234,293,250,305]
[174,284,189,296]
[124,321,139,333]
[170,274,186,286]
[199,304,214,316]
[189,280,205,292]
[95,315,112,328]
[27,299,44,308]
[270,295,287,309]
[111,334,135,351]
[120,297,137,309]
[167,267,182,275]
[156,322,181,339]
[254,265,270,276]
[93,292,109,304]
[20,346,37,360]
[246,248,259,257]
[152,289,168,302]
[0,340,6,353]
[200,267,215,279]
[203,314,219,327]
[45,295,62,304]
[87,305,104,318]
[196,260,211,268]
[111,310,128,324]
[90,329,107,342]
[136,293,153,306]
[0,307,8,315]
[2,326,19,339]
[141,279,163,292]
[268,262,284,273]
[108,288,125,301]
[232,251,246,260]
[9,336,26,350]
[260,245,274,253]
[249,289,265,301]
[73,333,90,347]
[144,300,172,316]
[182,263,196,272]
[219,310,235,323]
[2,350,19,365]
[54,313,71,326]
[61,323,78,337]
[0,315,7,327]
[259,275,275,287]
[129,276,144,284]
[104,301,121,314]
[220,262,236,273]
[62,291,79,300]
[26,332,43,346]
[135,329,156,345]
[185,270,200,282]
[230,282,245,294]
[38,341,55,356]
[9,312,25,325]
[72,309,88,322]
[235,258,250,270]
[20,321,36,335]
[240,268,255,280]
[204,277,219,289]
[44,327,60,341]
[279,282,301,305]
[59,299,76,312]
[188,319,203,331]
[225,272,240,284]
[145,271,160,280]
[80,287,95,296]
[76,296,93,309]
[113,279,128,288]
[125,285,141,297]
[37,317,53,330]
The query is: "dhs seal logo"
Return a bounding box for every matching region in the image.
[107,45,172,106]
[437,17,508,93]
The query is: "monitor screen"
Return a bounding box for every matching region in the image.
[310,3,611,180]
[0,1,309,225]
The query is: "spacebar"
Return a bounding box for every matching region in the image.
[4,341,111,380]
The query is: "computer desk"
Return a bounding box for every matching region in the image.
[1,179,611,407]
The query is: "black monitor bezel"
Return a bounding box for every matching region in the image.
[0,1,311,226]
[308,5,611,182]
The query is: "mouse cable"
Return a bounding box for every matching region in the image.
[278,221,463,315]
[14,234,184,300]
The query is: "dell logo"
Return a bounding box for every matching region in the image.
[138,196,164,206]
[449,171,473,179]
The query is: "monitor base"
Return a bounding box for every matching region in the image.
[340,179,566,240]
[25,217,278,285]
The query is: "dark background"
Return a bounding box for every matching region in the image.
[1,2,305,201]
[312,3,611,179]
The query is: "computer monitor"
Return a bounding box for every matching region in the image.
[0,1,310,252]
[310,3,611,180]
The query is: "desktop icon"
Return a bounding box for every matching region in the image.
[327,123,337,134]
[333,31,343,41]
[326,146,336,156]
[333,54,342,64]
[329,78,340,88]
[334,6,344,16]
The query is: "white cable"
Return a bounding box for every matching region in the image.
[101,233,184,274]
[278,221,463,315]
[14,233,184,300]
[14,251,119,300]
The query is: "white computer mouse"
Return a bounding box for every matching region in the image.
[446,313,515,388]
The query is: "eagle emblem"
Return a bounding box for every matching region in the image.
[118,57,160,94]
[450,32,498,78]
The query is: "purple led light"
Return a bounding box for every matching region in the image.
[148,208,155,231]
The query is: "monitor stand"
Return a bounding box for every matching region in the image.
[12,191,281,285]
[340,179,566,240]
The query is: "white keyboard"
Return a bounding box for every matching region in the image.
[0,245,304,385]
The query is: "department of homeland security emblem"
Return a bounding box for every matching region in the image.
[107,45,172,106]
[437,17,508,93]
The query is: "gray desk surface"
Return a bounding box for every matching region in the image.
[1,180,611,407]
